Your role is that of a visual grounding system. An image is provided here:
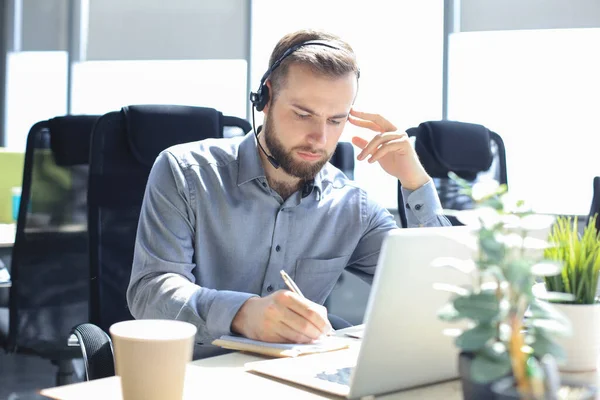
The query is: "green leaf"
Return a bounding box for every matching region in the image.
[479,231,506,264]
[453,291,500,323]
[437,303,463,322]
[455,324,497,351]
[448,171,472,191]
[470,351,512,383]
[505,260,531,285]
[530,330,566,362]
[480,197,504,210]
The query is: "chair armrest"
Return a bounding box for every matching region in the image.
[70,323,115,381]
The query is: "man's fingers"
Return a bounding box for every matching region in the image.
[276,320,316,344]
[356,132,407,161]
[348,114,383,132]
[367,139,410,163]
[279,306,322,341]
[351,136,368,150]
[283,294,331,334]
[350,110,397,131]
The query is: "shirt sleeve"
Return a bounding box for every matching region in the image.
[126,151,258,345]
[401,180,451,227]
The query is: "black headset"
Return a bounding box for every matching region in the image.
[250,40,343,112]
[249,40,344,169]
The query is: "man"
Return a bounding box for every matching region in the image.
[127,29,449,359]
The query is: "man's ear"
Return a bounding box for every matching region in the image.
[262,80,273,114]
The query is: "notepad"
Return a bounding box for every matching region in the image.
[211,335,350,358]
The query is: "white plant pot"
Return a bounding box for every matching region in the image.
[553,302,600,372]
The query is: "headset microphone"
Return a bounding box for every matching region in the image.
[251,106,280,169]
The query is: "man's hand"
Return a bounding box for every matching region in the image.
[348,109,430,191]
[231,290,332,343]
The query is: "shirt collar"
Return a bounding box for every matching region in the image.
[237,131,266,186]
[236,128,325,199]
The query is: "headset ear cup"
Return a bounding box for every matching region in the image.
[256,85,270,112]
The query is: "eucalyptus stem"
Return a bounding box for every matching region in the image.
[509,295,531,397]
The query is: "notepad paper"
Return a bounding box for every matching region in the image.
[211,335,350,358]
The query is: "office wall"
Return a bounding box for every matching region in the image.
[85,0,248,60]
[21,0,69,51]
[460,0,600,31]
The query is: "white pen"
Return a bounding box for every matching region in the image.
[279,270,335,335]
[280,269,305,298]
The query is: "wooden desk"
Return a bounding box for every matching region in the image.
[40,352,463,400]
[40,326,464,400]
[38,327,600,400]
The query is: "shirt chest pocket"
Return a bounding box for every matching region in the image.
[293,255,350,305]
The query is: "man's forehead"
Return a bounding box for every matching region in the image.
[289,102,350,119]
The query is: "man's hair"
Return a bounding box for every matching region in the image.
[267,29,359,102]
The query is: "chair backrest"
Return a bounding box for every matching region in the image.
[7,115,98,358]
[397,120,507,228]
[330,142,355,180]
[87,105,251,333]
[588,176,600,232]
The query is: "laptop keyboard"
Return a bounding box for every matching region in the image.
[314,366,353,386]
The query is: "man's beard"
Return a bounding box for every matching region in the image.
[263,114,331,181]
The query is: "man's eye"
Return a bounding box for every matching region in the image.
[295,112,310,119]
[329,120,342,126]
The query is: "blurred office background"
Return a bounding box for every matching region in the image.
[0,0,599,397]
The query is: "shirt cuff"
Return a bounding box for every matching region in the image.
[401,180,444,227]
[204,291,259,339]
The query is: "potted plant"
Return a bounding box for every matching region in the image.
[436,173,595,399]
[543,215,600,372]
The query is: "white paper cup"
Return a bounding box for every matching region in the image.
[110,319,197,400]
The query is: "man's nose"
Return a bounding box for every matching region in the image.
[307,120,327,146]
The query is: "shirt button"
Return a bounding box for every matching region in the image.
[275,245,281,252]
[262,182,267,188]
[266,285,274,293]
[415,204,423,211]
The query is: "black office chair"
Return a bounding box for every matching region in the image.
[588,176,600,233]
[397,120,507,227]
[1,115,98,385]
[86,105,251,334]
[66,105,248,380]
[330,141,354,180]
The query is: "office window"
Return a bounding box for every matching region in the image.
[4,52,68,151]
[251,0,444,209]
[447,28,600,216]
[70,59,248,119]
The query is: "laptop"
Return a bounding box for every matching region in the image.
[245,226,474,399]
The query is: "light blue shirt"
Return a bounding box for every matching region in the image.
[127,132,449,358]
